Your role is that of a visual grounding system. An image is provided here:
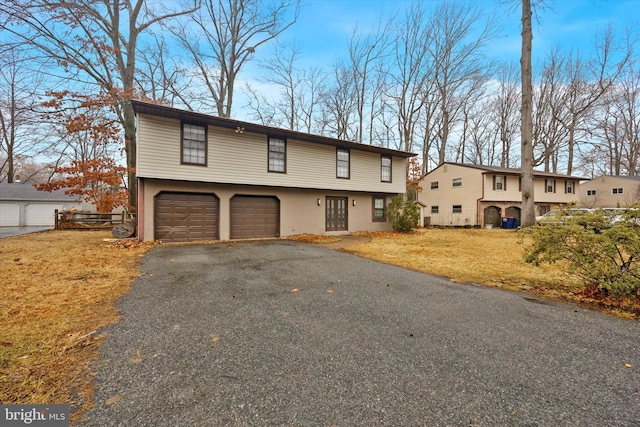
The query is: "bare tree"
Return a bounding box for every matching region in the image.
[137,34,192,106]
[1,0,198,207]
[347,21,392,143]
[388,2,434,154]
[533,51,570,173]
[592,60,640,175]
[0,46,47,183]
[491,62,521,167]
[460,99,499,166]
[548,26,631,175]
[318,63,358,140]
[172,0,300,118]
[428,1,497,166]
[520,0,535,227]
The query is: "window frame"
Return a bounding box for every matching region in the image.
[372,195,386,222]
[268,137,287,173]
[452,178,462,188]
[430,181,439,190]
[587,190,596,196]
[181,122,208,166]
[493,175,507,191]
[431,205,439,214]
[336,148,350,179]
[565,180,574,194]
[545,179,556,193]
[613,187,624,195]
[452,204,462,213]
[381,156,392,182]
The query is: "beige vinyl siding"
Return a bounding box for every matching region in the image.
[136,114,406,194]
[419,164,483,226]
[579,176,640,208]
[484,175,521,202]
[532,179,580,204]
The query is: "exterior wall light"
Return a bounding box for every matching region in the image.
[317,198,322,206]
[352,199,356,206]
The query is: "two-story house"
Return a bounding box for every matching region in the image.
[131,101,415,242]
[418,163,583,228]
[579,175,640,208]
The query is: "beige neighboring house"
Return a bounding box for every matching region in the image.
[418,163,583,228]
[579,175,640,208]
[131,101,415,242]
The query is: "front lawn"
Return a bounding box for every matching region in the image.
[346,228,638,318]
[0,230,152,423]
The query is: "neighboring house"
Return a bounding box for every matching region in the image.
[0,183,84,227]
[579,175,640,208]
[131,101,415,242]
[418,163,583,228]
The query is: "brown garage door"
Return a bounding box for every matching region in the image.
[155,192,218,242]
[230,196,279,239]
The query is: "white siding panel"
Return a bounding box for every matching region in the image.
[137,114,408,194]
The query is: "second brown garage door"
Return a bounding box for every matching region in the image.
[230,195,279,239]
[155,192,219,242]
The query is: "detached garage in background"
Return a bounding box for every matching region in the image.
[0,183,84,227]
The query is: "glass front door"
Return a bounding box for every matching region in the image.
[326,197,348,231]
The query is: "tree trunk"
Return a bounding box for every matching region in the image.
[520,0,535,227]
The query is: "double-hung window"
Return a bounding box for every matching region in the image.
[565,180,574,194]
[453,205,462,213]
[613,188,624,195]
[268,138,286,173]
[430,181,439,190]
[587,190,596,196]
[545,179,556,193]
[372,196,386,222]
[182,123,207,165]
[381,156,392,182]
[452,178,462,187]
[494,175,506,191]
[337,148,350,179]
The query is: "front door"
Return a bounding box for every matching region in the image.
[326,196,348,231]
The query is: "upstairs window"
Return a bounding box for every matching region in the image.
[545,179,556,193]
[613,188,624,195]
[337,148,350,179]
[452,178,462,187]
[381,156,392,182]
[565,180,574,194]
[182,123,207,165]
[494,175,506,191]
[430,181,439,190]
[587,190,596,196]
[268,138,286,173]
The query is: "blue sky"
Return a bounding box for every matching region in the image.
[270,0,639,67]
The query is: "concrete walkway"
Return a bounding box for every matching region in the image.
[0,226,52,238]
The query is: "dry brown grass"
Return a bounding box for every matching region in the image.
[0,230,152,423]
[1,227,635,425]
[348,228,639,316]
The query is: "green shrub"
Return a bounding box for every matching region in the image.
[385,194,420,233]
[522,207,640,298]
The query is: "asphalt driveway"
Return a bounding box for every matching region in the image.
[80,240,640,426]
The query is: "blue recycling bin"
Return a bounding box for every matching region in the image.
[502,217,515,229]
